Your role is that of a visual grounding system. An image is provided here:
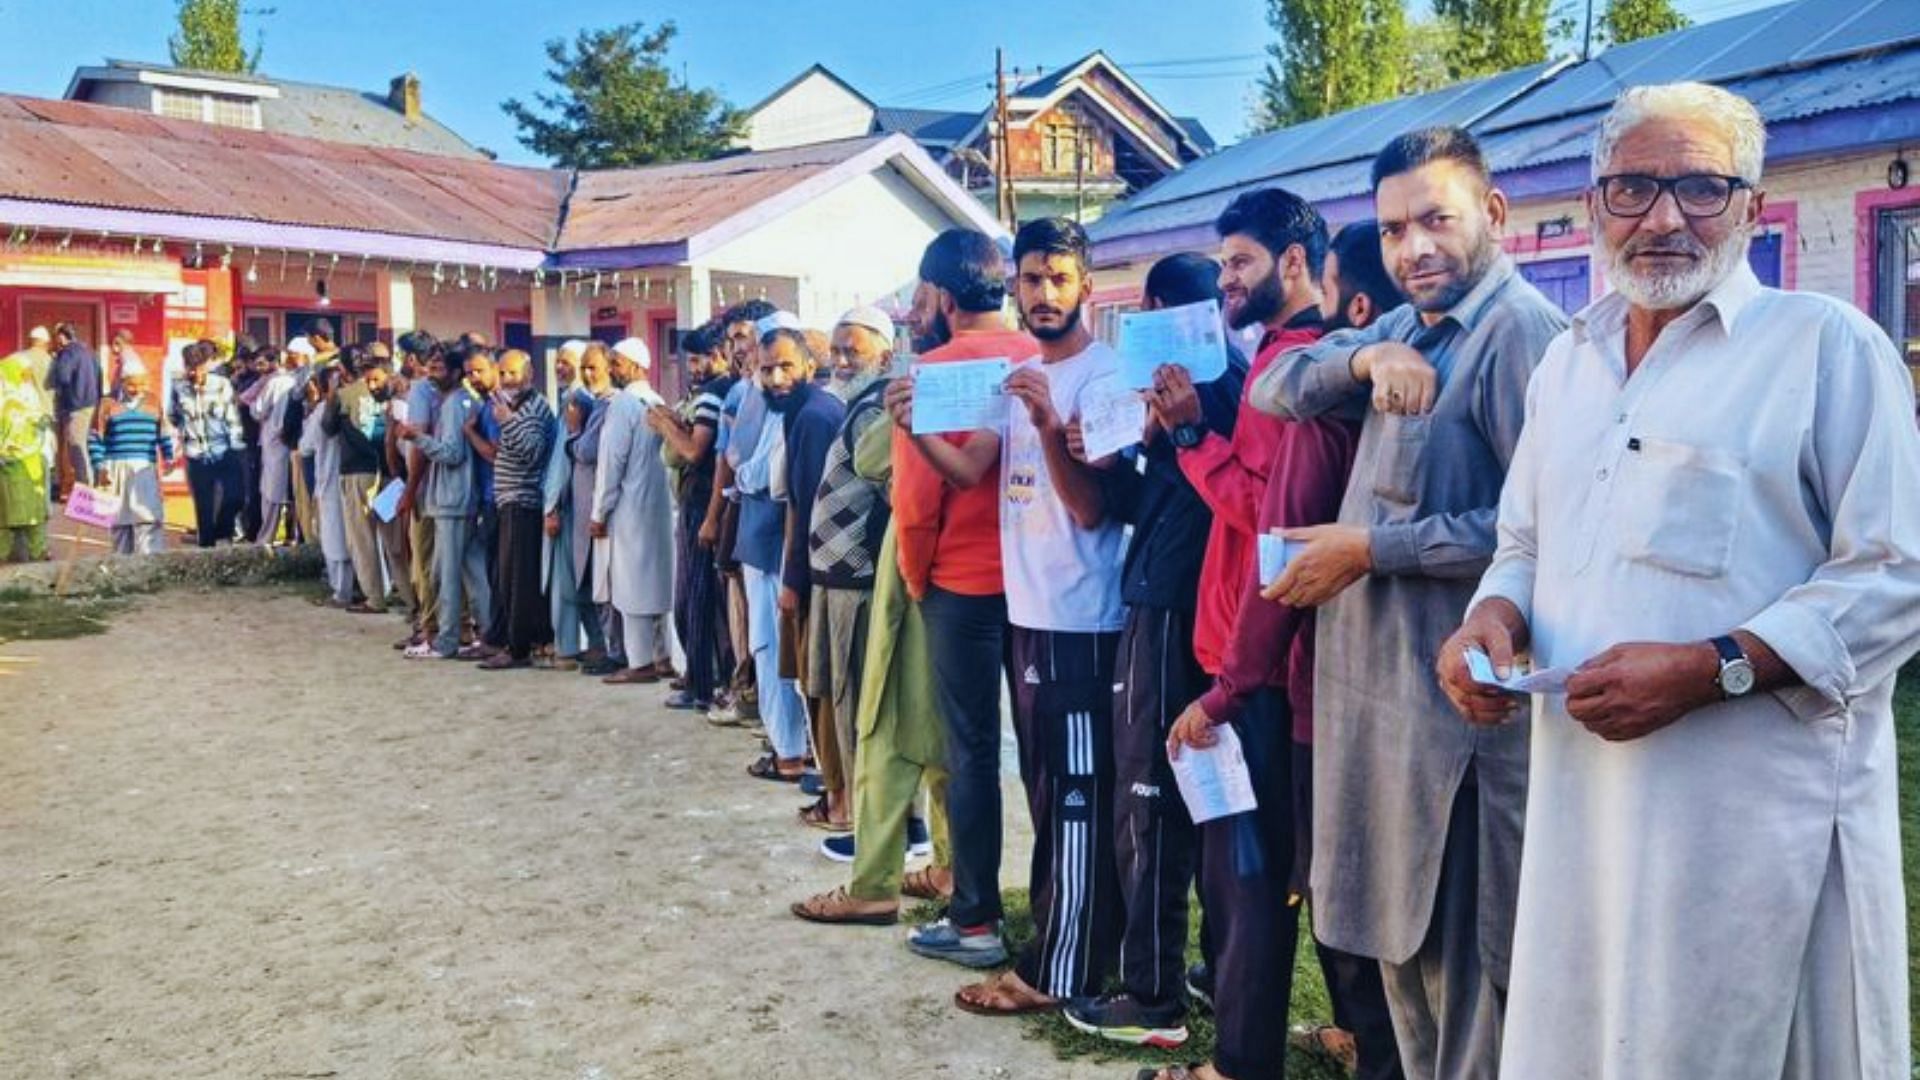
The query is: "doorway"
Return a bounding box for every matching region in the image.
[19,297,102,348]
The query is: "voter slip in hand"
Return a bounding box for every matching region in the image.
[1464,647,1574,695]
[1170,723,1258,825]
[1258,533,1308,587]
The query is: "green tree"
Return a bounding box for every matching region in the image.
[1404,18,1460,95]
[1253,0,1410,131]
[1433,0,1551,79]
[502,21,743,169]
[168,0,260,73]
[1603,0,1690,46]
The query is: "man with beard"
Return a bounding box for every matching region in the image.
[395,331,443,650]
[653,326,732,709]
[1150,220,1408,1080]
[765,327,847,790]
[790,307,893,832]
[1249,127,1565,1080]
[904,217,1128,1017]
[251,344,300,546]
[703,299,778,726]
[539,340,592,669]
[566,342,624,675]
[411,345,493,660]
[590,338,676,684]
[477,350,555,670]
[1441,83,1920,1080]
[323,346,395,613]
[1060,252,1242,1054]
[883,228,1035,964]
[458,347,508,660]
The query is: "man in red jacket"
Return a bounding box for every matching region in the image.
[1152,219,1410,1080]
[1132,188,1327,1080]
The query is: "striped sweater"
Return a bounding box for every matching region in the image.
[87,404,173,465]
[492,389,555,508]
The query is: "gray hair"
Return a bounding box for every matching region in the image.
[1592,82,1766,184]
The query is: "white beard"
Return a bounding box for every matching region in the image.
[1603,226,1752,311]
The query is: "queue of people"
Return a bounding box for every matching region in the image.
[3,77,1915,1080]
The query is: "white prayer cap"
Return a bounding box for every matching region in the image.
[286,336,316,357]
[611,337,651,366]
[836,305,894,343]
[558,338,589,359]
[754,310,803,338]
[27,326,49,342]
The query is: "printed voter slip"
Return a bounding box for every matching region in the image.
[1464,647,1575,695]
[1258,533,1309,587]
[1077,383,1147,461]
[1171,722,1259,824]
[370,477,408,522]
[1117,298,1229,389]
[62,484,123,530]
[910,357,1011,435]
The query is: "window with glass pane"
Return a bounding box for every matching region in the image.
[209,95,258,129]
[1874,206,1920,369]
[156,88,204,122]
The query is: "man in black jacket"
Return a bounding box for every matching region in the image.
[322,346,393,613]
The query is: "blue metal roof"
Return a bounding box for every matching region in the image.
[1479,0,1917,132]
[1093,0,1920,256]
[1107,60,1558,218]
[872,107,980,146]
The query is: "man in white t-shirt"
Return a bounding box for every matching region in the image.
[945,216,1128,1017]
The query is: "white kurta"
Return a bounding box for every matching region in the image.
[301,407,348,564]
[590,381,673,616]
[1473,263,1920,1079]
[251,372,295,504]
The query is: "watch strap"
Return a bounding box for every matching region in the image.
[1710,635,1744,666]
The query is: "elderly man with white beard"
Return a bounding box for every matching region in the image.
[1440,82,1920,1079]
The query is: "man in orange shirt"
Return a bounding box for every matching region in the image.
[882,229,1037,970]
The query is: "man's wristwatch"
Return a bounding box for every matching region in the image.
[1710,635,1756,699]
[1170,422,1205,449]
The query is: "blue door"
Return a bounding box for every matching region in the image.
[1519,256,1590,316]
[1747,231,1783,288]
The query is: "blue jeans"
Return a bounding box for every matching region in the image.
[432,513,491,657]
[742,561,808,759]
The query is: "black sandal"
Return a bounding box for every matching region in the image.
[747,753,802,783]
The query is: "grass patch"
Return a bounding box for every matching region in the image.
[0,580,146,643]
[1896,666,1919,1051]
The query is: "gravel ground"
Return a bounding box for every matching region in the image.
[0,587,1113,1080]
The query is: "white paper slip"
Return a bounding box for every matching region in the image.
[1257,533,1309,587]
[1464,647,1575,695]
[1077,384,1147,461]
[1170,723,1259,825]
[1117,299,1229,389]
[370,478,407,523]
[911,358,1010,435]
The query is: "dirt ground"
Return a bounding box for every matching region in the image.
[0,588,1116,1080]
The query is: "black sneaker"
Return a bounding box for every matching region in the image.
[1185,962,1214,1014]
[1062,992,1189,1049]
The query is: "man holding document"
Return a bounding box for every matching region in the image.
[1440,83,1920,1079]
[1247,127,1565,1080]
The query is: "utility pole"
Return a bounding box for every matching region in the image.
[1581,0,1596,59]
[995,48,1018,231]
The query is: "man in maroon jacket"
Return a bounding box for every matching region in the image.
[1153,220,1408,1080]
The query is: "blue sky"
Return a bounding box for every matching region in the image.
[1,0,1781,166]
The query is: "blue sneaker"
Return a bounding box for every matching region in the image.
[799,771,825,797]
[906,917,1007,969]
[818,834,856,863]
[906,816,933,859]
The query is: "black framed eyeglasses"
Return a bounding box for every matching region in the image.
[1596,173,1751,218]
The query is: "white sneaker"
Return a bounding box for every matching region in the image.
[403,642,445,660]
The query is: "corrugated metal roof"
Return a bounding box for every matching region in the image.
[557,136,888,251]
[1094,0,1920,254]
[0,94,564,249]
[873,107,979,145]
[267,81,485,160]
[1479,0,1917,132]
[1109,60,1557,219]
